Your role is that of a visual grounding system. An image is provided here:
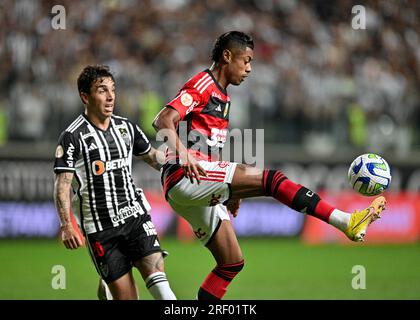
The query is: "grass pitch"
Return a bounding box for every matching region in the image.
[0,238,419,300]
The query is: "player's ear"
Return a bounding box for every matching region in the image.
[80,92,89,105]
[222,49,232,64]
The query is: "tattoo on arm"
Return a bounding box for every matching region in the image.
[53,172,74,227]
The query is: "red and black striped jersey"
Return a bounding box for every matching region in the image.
[165,69,231,163]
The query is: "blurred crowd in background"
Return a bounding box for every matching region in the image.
[1,0,419,157]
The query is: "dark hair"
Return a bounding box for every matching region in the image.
[77,65,114,95]
[211,31,254,62]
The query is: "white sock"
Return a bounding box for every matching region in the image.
[145,272,177,300]
[328,209,351,232]
[98,279,113,300]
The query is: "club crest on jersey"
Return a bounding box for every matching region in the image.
[118,127,130,147]
[92,158,130,175]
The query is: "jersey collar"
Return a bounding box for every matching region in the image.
[205,69,228,96]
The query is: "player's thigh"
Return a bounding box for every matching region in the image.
[206,219,243,265]
[230,164,265,199]
[169,201,230,246]
[133,251,165,281]
[107,269,138,300]
[168,161,237,207]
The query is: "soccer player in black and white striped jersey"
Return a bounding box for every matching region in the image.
[53,65,176,300]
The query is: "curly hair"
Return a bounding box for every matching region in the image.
[77,65,115,95]
[211,31,254,63]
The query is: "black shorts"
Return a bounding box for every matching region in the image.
[86,214,164,284]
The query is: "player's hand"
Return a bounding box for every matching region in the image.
[60,225,84,250]
[181,153,207,184]
[225,199,241,217]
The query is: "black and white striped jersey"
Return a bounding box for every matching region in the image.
[54,113,152,234]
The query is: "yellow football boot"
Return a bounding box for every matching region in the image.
[345,196,387,242]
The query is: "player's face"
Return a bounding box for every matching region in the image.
[85,77,115,119]
[227,46,253,86]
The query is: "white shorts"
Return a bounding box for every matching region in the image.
[167,160,237,245]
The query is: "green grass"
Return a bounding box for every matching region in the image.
[0,238,419,300]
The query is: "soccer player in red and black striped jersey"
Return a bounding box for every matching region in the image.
[153,31,387,300]
[53,65,176,300]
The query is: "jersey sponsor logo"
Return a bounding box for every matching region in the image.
[206,128,228,148]
[143,221,157,236]
[215,104,222,112]
[211,91,223,100]
[92,160,106,175]
[55,145,64,158]
[185,100,199,115]
[194,228,206,239]
[91,157,130,176]
[66,143,75,167]
[181,92,193,107]
[112,201,144,223]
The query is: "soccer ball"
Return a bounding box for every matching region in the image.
[348,153,391,196]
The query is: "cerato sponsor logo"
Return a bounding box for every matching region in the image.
[112,202,144,223]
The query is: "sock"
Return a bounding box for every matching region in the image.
[262,169,335,223]
[198,260,244,300]
[328,209,351,232]
[97,279,113,300]
[145,272,177,300]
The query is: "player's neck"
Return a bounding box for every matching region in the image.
[85,110,111,131]
[209,64,229,90]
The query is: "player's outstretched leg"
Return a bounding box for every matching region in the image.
[230,165,386,242]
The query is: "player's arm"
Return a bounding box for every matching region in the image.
[53,172,83,249]
[137,146,165,171]
[153,107,207,184]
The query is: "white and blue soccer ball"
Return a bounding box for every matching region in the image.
[348,153,392,196]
